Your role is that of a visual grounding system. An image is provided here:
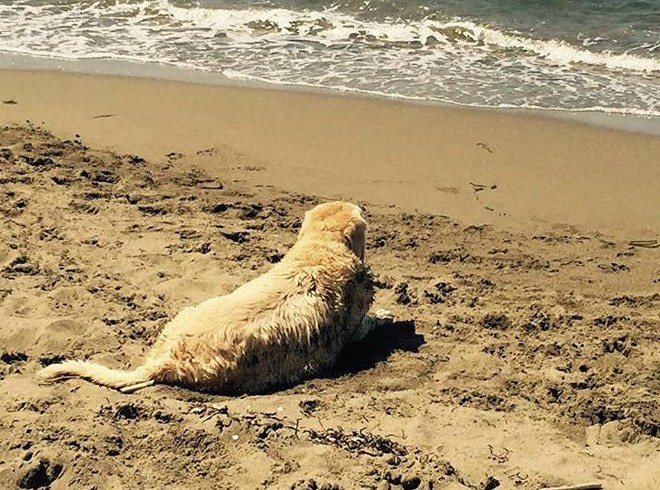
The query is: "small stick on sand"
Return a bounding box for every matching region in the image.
[540,483,603,490]
[119,380,155,394]
[628,239,659,249]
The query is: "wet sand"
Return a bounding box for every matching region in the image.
[1,69,659,238]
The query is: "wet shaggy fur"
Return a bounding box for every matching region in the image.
[39,201,374,394]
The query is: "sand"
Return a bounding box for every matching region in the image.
[0,70,659,490]
[1,70,659,238]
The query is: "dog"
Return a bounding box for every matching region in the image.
[39,201,377,394]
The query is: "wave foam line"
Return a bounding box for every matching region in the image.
[161,1,660,73]
[2,0,658,74]
[222,69,660,117]
[429,20,660,73]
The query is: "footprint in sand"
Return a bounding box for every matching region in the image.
[435,186,459,194]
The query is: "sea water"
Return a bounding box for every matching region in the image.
[0,0,658,118]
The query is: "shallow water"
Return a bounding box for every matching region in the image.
[0,0,658,116]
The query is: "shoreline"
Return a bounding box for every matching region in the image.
[1,67,659,239]
[1,52,659,137]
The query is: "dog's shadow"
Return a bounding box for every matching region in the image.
[323,319,424,379]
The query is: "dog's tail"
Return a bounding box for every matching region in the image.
[38,360,155,392]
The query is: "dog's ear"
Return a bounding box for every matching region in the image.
[343,218,366,261]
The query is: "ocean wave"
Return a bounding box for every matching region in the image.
[5,0,652,74]
[160,1,660,73]
[428,20,660,73]
[0,0,658,116]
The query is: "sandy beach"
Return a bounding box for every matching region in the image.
[0,69,659,489]
[2,70,660,237]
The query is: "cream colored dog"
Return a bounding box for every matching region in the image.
[39,201,377,394]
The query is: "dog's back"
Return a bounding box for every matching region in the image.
[39,201,373,394]
[141,238,372,393]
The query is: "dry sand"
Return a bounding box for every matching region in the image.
[0,70,659,490]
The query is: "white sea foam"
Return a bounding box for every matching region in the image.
[156,2,660,73]
[221,69,660,117]
[0,0,658,116]
[431,20,660,73]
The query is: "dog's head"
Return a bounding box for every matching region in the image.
[299,202,367,261]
